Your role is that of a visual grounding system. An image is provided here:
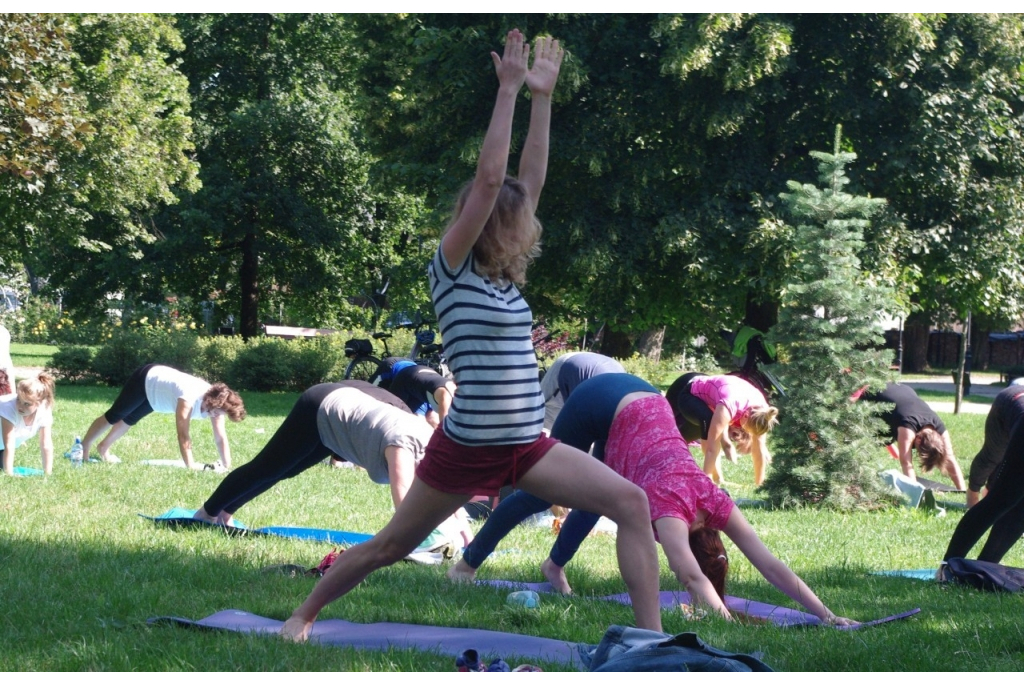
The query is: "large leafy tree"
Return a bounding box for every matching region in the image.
[160,14,422,338]
[1,13,199,307]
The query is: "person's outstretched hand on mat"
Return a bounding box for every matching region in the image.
[280,615,313,643]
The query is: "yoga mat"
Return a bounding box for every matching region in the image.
[141,509,444,565]
[871,569,937,581]
[479,580,920,630]
[12,466,44,477]
[917,477,965,494]
[149,609,582,667]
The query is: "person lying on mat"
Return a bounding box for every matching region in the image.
[1,372,56,477]
[540,351,624,433]
[665,372,778,486]
[856,382,966,490]
[965,386,1024,507]
[381,357,456,430]
[80,364,245,469]
[449,373,854,626]
[943,385,1024,567]
[279,33,665,641]
[192,381,473,546]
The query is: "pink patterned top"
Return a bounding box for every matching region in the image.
[689,374,767,427]
[604,395,734,534]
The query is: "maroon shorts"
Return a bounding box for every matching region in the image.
[416,429,560,496]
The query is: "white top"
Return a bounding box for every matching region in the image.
[0,393,54,450]
[428,248,544,445]
[144,366,210,419]
[0,324,13,388]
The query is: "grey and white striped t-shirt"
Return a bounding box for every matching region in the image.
[429,247,544,445]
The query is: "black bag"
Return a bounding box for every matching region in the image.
[945,557,1024,592]
[344,338,373,358]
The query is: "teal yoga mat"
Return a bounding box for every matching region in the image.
[141,508,373,546]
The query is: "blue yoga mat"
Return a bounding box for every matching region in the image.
[141,508,373,546]
[871,569,937,582]
[12,466,44,477]
[150,609,582,667]
[479,580,921,630]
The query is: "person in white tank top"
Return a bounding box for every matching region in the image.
[80,364,246,469]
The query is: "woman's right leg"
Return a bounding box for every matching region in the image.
[82,364,154,460]
[516,443,662,632]
[282,477,470,641]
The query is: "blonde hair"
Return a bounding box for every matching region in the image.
[453,176,542,286]
[741,405,779,436]
[18,371,55,407]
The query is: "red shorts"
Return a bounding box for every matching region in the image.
[416,429,560,496]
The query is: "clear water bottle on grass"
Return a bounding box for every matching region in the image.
[69,437,83,467]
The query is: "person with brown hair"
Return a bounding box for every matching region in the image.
[280,31,663,642]
[447,373,852,625]
[861,382,966,490]
[1,371,56,476]
[665,373,779,485]
[80,364,245,469]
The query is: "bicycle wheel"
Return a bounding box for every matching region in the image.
[344,355,384,384]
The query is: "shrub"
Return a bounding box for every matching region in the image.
[47,346,98,384]
[227,338,298,392]
[193,336,247,383]
[92,330,153,386]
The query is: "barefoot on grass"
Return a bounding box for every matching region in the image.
[541,557,573,595]
[446,559,477,583]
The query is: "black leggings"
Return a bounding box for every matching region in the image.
[104,364,158,426]
[665,372,713,443]
[944,414,1024,563]
[203,384,340,516]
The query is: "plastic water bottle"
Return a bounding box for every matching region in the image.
[69,437,83,467]
[506,590,540,609]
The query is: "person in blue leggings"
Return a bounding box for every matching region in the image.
[447,373,658,593]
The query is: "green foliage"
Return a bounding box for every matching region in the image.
[762,132,897,510]
[223,336,348,393]
[46,345,97,384]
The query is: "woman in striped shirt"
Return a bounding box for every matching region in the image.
[281,30,662,641]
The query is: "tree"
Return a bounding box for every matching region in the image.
[160,14,423,338]
[1,13,199,310]
[760,129,894,510]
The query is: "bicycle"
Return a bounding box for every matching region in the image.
[343,314,450,384]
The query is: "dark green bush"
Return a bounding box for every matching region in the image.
[226,338,297,392]
[193,336,248,383]
[47,346,98,384]
[92,330,153,386]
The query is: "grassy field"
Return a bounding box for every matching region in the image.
[2,348,1023,670]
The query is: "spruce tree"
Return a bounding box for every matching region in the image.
[761,127,896,510]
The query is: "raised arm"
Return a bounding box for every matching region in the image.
[723,509,855,625]
[211,413,231,470]
[655,517,732,620]
[517,35,563,209]
[440,29,529,271]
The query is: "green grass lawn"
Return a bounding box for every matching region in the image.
[2,380,1023,670]
[9,342,60,370]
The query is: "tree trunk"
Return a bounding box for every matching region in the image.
[636,326,665,363]
[599,325,633,359]
[971,317,990,370]
[240,230,260,341]
[902,313,931,373]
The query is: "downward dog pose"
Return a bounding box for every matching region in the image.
[943,388,1024,564]
[280,32,662,641]
[80,364,245,469]
[666,373,778,485]
[966,386,1024,507]
[860,382,966,490]
[450,373,853,624]
[540,351,624,432]
[382,357,456,429]
[193,381,471,542]
[1,372,55,476]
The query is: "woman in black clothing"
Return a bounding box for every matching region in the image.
[965,386,1024,507]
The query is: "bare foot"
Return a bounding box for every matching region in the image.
[193,507,219,524]
[217,511,235,527]
[280,615,313,643]
[446,559,477,583]
[541,557,573,595]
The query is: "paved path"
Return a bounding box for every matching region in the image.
[903,378,1000,415]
